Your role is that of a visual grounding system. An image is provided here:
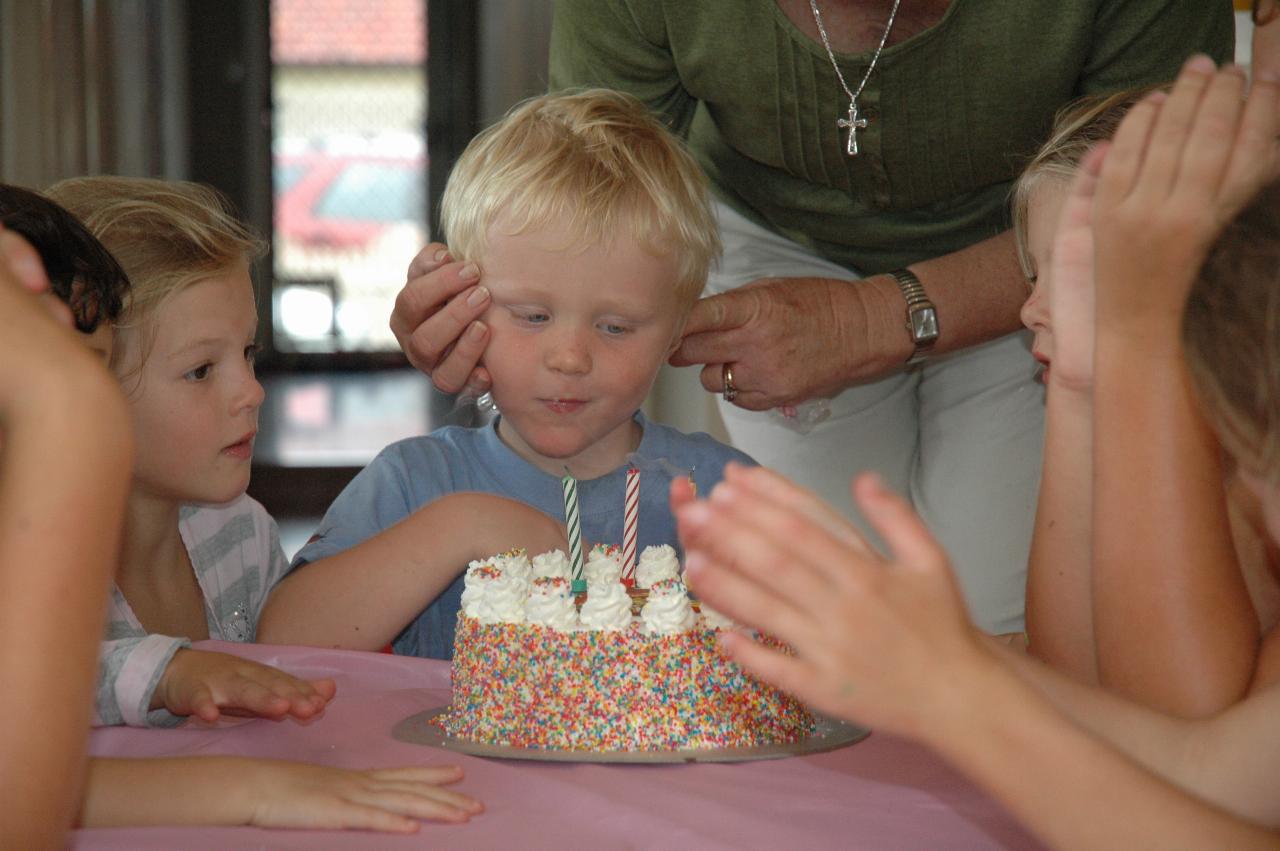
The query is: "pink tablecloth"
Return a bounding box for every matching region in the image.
[73,641,1043,850]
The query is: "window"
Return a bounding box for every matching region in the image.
[269,0,427,354]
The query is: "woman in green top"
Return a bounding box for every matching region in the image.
[390,0,1232,635]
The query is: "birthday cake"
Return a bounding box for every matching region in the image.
[438,545,816,752]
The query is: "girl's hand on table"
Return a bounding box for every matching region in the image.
[675,464,991,739]
[155,648,336,723]
[1093,58,1280,337]
[245,762,482,832]
[391,241,492,397]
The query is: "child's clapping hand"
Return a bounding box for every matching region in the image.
[1093,57,1279,332]
[675,465,989,739]
[153,649,335,723]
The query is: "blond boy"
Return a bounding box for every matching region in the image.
[290,89,753,658]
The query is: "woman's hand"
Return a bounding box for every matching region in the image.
[669,275,905,409]
[390,243,492,396]
[154,649,336,723]
[675,465,989,738]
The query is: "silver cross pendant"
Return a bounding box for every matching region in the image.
[837,102,868,156]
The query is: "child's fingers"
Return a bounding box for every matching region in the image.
[1060,144,1106,230]
[677,492,844,608]
[360,780,482,813]
[1171,66,1248,205]
[704,478,874,590]
[724,464,873,554]
[683,551,817,652]
[366,765,466,786]
[307,677,338,703]
[220,677,292,717]
[187,686,222,723]
[852,474,952,582]
[718,631,830,709]
[1220,73,1280,212]
[1097,91,1165,207]
[1133,55,1217,200]
[668,475,696,513]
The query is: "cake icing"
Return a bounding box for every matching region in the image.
[439,547,815,752]
[635,544,679,589]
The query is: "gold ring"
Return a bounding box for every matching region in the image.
[722,363,738,403]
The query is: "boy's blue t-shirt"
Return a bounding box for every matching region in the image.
[291,411,754,659]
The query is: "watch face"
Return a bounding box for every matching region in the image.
[910,306,939,342]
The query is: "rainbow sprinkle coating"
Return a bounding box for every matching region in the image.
[439,614,816,751]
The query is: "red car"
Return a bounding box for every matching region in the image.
[274,152,425,252]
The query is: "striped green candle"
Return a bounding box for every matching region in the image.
[561,472,586,593]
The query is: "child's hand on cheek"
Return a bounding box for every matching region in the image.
[155,649,336,723]
[1046,146,1103,395]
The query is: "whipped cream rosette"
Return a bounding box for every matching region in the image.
[524,576,579,631]
[583,547,623,587]
[532,549,572,581]
[495,549,532,592]
[640,577,696,635]
[579,579,634,632]
[636,544,680,589]
[472,569,527,625]
[461,563,503,618]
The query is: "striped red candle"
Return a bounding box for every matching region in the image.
[621,465,639,586]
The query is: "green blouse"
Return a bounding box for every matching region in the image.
[549,0,1233,274]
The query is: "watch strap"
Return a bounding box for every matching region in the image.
[889,268,938,366]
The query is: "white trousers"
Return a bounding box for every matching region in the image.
[707,202,1044,633]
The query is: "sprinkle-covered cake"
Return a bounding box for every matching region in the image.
[438,545,816,752]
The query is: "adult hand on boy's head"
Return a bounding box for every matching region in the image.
[1093,58,1280,333]
[392,242,493,397]
[671,275,905,409]
[155,648,336,724]
[676,465,988,739]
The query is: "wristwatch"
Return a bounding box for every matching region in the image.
[889,268,939,366]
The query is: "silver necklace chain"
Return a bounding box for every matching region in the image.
[808,0,902,156]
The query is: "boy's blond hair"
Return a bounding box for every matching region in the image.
[44,176,265,375]
[1183,179,1280,480]
[440,88,720,307]
[1011,85,1163,281]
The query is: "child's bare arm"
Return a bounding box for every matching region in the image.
[678,466,1280,849]
[1024,152,1101,680]
[1091,62,1278,715]
[0,233,134,849]
[153,648,335,723]
[257,492,568,650]
[78,757,482,832]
